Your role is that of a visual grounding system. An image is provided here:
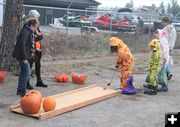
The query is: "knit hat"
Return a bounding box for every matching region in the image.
[28,10,40,20]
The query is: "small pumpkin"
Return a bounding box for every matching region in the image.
[20,93,41,114]
[43,97,56,112]
[0,71,7,83]
[79,75,87,83]
[71,72,87,85]
[63,74,68,83]
[55,74,68,83]
[58,75,64,83]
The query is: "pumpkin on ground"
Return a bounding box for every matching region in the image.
[43,97,56,112]
[71,72,87,85]
[55,74,68,83]
[20,93,41,114]
[63,74,68,83]
[0,71,7,83]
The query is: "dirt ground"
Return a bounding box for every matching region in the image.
[0,50,180,127]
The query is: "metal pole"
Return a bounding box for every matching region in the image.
[110,8,117,36]
[85,8,87,26]
[65,0,73,57]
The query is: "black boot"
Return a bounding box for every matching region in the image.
[36,80,48,88]
[144,86,158,95]
[26,80,33,90]
[16,89,26,97]
[143,83,153,89]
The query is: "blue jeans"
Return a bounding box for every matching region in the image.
[17,60,31,92]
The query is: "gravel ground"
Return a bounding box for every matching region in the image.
[0,50,180,127]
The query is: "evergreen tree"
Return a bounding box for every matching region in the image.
[167,0,180,15]
[125,0,134,8]
[159,2,165,15]
[167,3,171,13]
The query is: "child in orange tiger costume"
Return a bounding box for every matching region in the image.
[109,37,134,89]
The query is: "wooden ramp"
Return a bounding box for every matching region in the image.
[10,84,120,120]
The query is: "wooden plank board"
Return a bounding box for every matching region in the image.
[10,84,120,120]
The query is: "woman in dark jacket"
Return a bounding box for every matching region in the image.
[12,19,38,96]
[26,10,47,89]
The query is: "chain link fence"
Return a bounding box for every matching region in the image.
[0,3,180,58]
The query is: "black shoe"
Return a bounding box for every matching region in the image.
[26,84,33,90]
[16,90,26,97]
[36,80,48,88]
[144,86,157,95]
[143,83,153,89]
[144,89,157,95]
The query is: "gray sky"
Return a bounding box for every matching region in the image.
[96,0,180,8]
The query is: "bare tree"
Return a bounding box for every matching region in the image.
[0,0,23,70]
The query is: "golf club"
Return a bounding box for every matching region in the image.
[107,67,118,86]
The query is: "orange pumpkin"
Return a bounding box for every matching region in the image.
[58,75,64,83]
[0,71,7,83]
[43,97,56,112]
[71,72,87,85]
[55,74,68,83]
[63,74,68,83]
[20,93,41,114]
[28,90,42,102]
[79,75,87,83]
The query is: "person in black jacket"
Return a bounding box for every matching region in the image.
[26,10,48,89]
[12,18,38,96]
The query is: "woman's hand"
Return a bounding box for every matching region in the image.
[35,28,41,36]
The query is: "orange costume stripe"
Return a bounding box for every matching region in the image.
[110,37,134,89]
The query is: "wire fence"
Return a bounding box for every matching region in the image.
[0,3,180,58]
